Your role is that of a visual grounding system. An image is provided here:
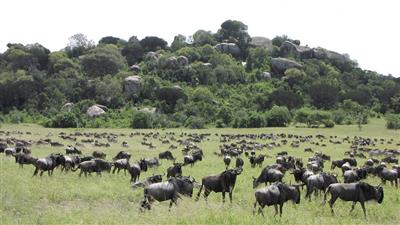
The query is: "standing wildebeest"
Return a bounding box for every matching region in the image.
[113,151,131,161]
[141,176,194,210]
[167,163,183,178]
[291,167,314,187]
[159,150,174,160]
[196,167,242,203]
[253,182,301,217]
[236,157,244,168]
[59,155,80,172]
[183,152,203,167]
[375,165,398,187]
[145,157,161,168]
[33,153,63,176]
[305,172,338,201]
[324,182,384,218]
[331,158,357,169]
[253,167,284,188]
[113,158,130,175]
[382,156,398,164]
[251,155,265,168]
[344,168,367,183]
[0,142,7,153]
[92,150,106,159]
[65,146,82,155]
[341,162,353,175]
[128,159,148,182]
[223,155,231,168]
[14,153,37,168]
[72,159,112,177]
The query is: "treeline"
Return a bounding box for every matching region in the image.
[0,20,399,129]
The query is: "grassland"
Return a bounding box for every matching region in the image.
[0,119,399,225]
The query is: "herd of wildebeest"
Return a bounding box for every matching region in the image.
[1,130,399,219]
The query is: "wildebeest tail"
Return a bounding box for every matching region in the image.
[323,185,332,205]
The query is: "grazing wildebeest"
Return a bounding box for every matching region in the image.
[65,146,82,155]
[80,155,95,162]
[141,176,195,210]
[14,153,37,168]
[223,155,231,168]
[132,174,163,188]
[324,182,384,218]
[253,167,284,188]
[183,152,202,167]
[72,159,112,177]
[33,153,63,176]
[113,158,130,175]
[375,165,398,187]
[145,157,161,168]
[305,172,338,201]
[167,163,183,178]
[159,150,174,160]
[341,162,353,175]
[113,151,131,161]
[128,159,148,182]
[253,182,301,217]
[382,156,398,164]
[196,167,242,203]
[344,168,368,183]
[92,150,106,159]
[236,157,244,168]
[251,155,265,168]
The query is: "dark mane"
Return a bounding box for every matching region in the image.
[358,182,378,201]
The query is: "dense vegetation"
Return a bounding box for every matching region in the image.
[1,20,399,128]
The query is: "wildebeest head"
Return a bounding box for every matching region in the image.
[359,182,384,204]
[222,167,242,192]
[291,168,305,183]
[139,159,148,172]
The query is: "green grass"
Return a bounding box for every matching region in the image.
[1,119,399,225]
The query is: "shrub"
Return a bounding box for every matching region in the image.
[185,116,205,129]
[131,111,153,129]
[48,112,78,128]
[385,114,400,130]
[247,111,266,128]
[267,106,291,127]
[332,110,346,125]
[322,119,335,128]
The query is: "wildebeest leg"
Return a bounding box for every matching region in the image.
[222,192,226,203]
[229,191,233,203]
[360,201,367,219]
[258,206,265,217]
[112,167,117,174]
[48,170,51,176]
[40,171,44,176]
[328,195,338,215]
[33,168,39,176]
[195,185,203,201]
[350,201,357,213]
[253,201,257,215]
[124,169,126,176]
[204,189,210,203]
[274,204,278,217]
[279,203,284,217]
[117,168,121,174]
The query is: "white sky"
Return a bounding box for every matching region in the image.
[1,0,399,77]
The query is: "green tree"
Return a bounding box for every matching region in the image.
[171,34,187,52]
[216,20,251,59]
[131,111,153,128]
[266,106,291,127]
[121,36,144,65]
[246,47,270,71]
[193,30,216,46]
[65,33,95,58]
[140,36,168,52]
[385,114,400,130]
[308,82,339,109]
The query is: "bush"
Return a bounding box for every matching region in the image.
[247,111,266,128]
[267,106,291,127]
[385,114,400,130]
[185,116,205,129]
[332,110,346,125]
[131,111,153,129]
[322,119,335,128]
[48,112,78,128]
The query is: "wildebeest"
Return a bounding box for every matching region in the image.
[236,157,244,168]
[305,172,338,201]
[250,155,265,168]
[59,155,80,172]
[382,156,398,164]
[341,162,353,175]
[132,174,163,189]
[92,150,106,159]
[14,152,37,168]
[253,167,284,188]
[65,146,82,155]
[167,163,183,178]
[375,165,398,187]
[113,151,131,161]
[113,158,130,175]
[144,157,161,168]
[223,155,231,168]
[32,153,63,176]
[343,168,368,183]
[196,167,242,203]
[72,159,112,177]
[331,158,357,169]
[253,182,301,217]
[128,159,148,182]
[291,167,314,187]
[324,182,384,218]
[183,152,203,167]
[141,176,194,210]
[159,150,174,160]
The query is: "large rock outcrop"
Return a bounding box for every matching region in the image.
[271,58,303,74]
[250,36,273,51]
[214,43,241,57]
[280,41,314,59]
[86,105,106,117]
[123,75,142,96]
